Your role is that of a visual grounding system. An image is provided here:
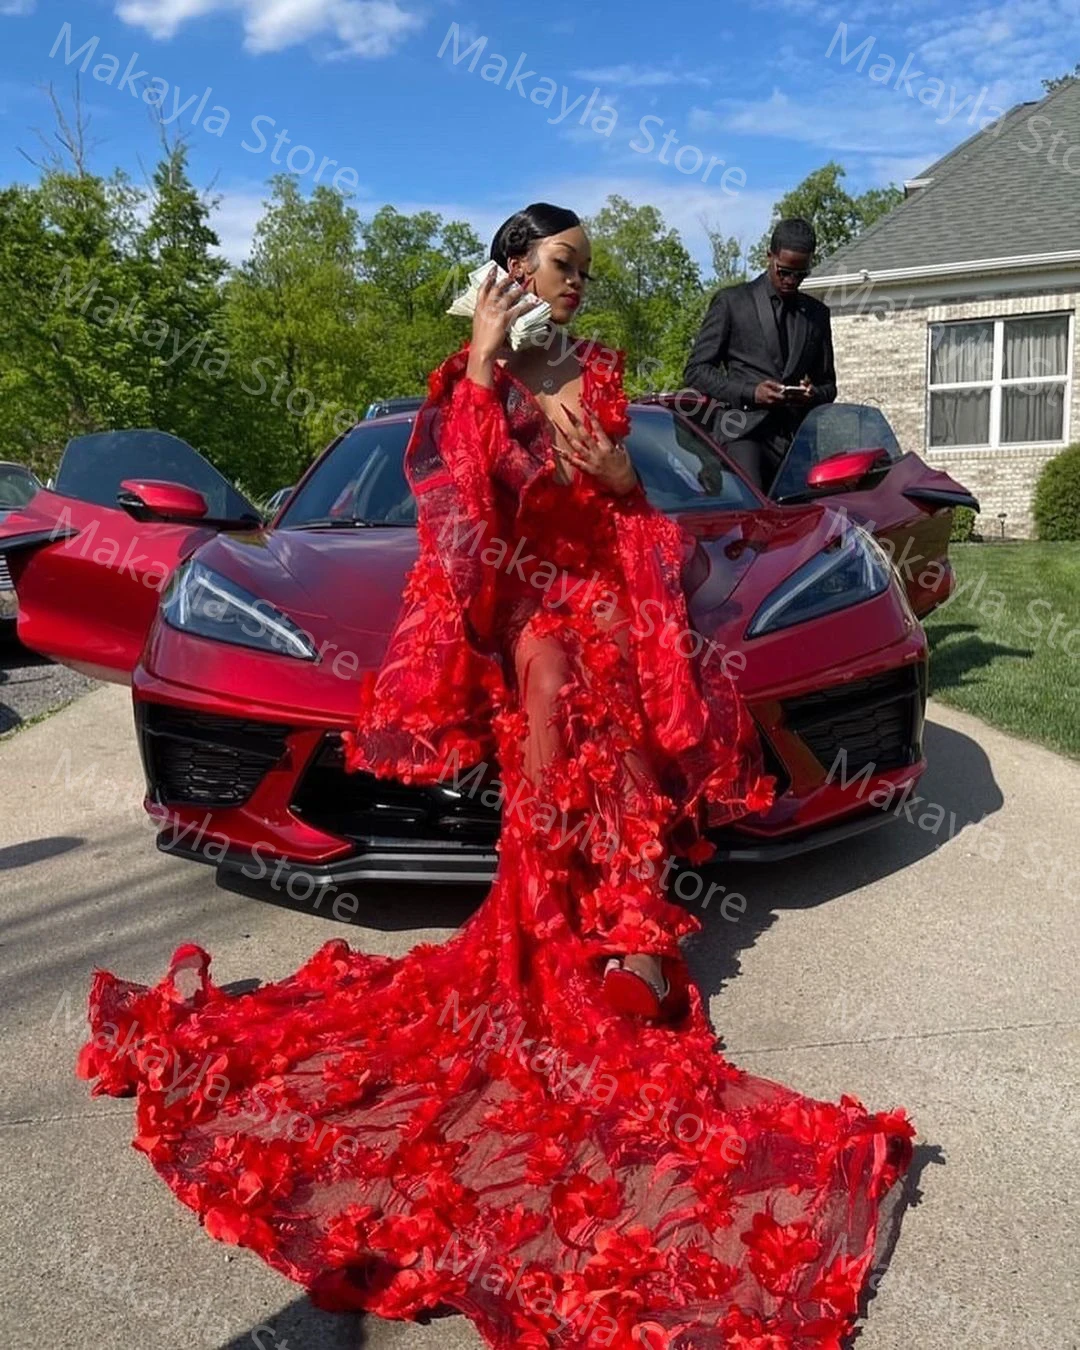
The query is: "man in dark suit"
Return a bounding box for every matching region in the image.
[683,218,837,491]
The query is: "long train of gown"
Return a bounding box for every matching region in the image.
[79,343,913,1348]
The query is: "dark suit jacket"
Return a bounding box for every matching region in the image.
[683,272,837,438]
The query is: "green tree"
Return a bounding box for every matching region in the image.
[583,195,702,390]
[1043,63,1080,93]
[223,176,365,489]
[0,168,148,476]
[356,206,484,398]
[215,192,483,491]
[132,143,232,461]
[702,227,749,287]
[358,207,482,323]
[853,184,904,226]
[750,162,902,267]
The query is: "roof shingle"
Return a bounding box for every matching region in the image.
[811,79,1080,277]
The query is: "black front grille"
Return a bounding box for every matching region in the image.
[755,724,792,799]
[781,665,925,776]
[138,705,292,807]
[291,735,501,844]
[0,554,11,591]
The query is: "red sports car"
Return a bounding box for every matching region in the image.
[0,401,975,896]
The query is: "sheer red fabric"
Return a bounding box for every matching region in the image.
[79,342,913,1348]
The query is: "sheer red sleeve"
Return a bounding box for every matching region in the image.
[582,343,775,827]
[341,355,512,785]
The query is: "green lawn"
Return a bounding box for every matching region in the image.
[924,542,1080,759]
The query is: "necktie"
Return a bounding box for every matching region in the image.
[775,296,791,366]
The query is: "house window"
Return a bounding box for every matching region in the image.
[928,314,1072,448]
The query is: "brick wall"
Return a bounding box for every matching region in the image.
[829,288,1080,538]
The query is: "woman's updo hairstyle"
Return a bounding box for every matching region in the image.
[490,203,581,269]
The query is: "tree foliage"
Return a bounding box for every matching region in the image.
[750,161,902,266]
[1034,443,1080,541]
[1042,63,1080,93]
[583,196,703,392]
[0,128,901,488]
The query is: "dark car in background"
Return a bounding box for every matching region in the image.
[0,462,43,630]
[265,485,295,518]
[363,396,425,421]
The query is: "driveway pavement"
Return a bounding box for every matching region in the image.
[0,684,1077,1349]
[0,637,98,736]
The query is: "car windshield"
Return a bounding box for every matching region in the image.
[0,465,40,508]
[770,404,903,501]
[54,430,259,522]
[365,397,425,420]
[278,407,759,530]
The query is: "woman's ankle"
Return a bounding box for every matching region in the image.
[621,953,665,988]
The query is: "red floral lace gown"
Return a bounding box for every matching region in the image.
[79,343,913,1348]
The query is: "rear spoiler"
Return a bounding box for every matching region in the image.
[902,486,980,513]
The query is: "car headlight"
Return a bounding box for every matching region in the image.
[746,528,892,638]
[161,560,317,659]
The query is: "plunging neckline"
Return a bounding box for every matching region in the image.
[497,351,591,490]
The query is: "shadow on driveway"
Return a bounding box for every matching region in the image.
[208,715,1004,988]
[0,635,97,735]
[0,835,84,871]
[216,1301,370,1350]
[686,717,1004,1003]
[208,1149,950,1350]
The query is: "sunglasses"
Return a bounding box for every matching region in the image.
[775,265,809,281]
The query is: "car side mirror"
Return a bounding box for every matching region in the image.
[806,448,889,494]
[118,478,209,522]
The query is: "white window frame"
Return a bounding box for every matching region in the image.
[926,312,1074,450]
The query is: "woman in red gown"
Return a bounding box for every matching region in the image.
[79,204,913,1348]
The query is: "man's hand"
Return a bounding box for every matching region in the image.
[753,379,788,407]
[782,376,815,404]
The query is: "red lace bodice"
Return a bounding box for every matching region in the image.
[342,341,772,833]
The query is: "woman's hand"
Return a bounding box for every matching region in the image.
[557,404,639,496]
[467,266,539,387]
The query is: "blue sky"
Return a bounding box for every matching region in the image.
[0,0,1075,268]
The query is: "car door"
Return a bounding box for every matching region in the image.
[768,403,978,616]
[0,430,261,682]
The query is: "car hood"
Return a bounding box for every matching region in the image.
[194,504,849,648]
[193,527,424,647]
[679,502,853,636]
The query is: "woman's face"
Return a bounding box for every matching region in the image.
[508,225,591,327]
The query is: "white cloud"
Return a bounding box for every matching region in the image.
[209,188,269,263]
[544,174,781,272]
[573,63,713,90]
[1,0,36,13]
[910,0,1079,97]
[864,154,939,186]
[113,0,423,57]
[754,0,1074,107]
[208,187,506,266]
[695,85,962,160]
